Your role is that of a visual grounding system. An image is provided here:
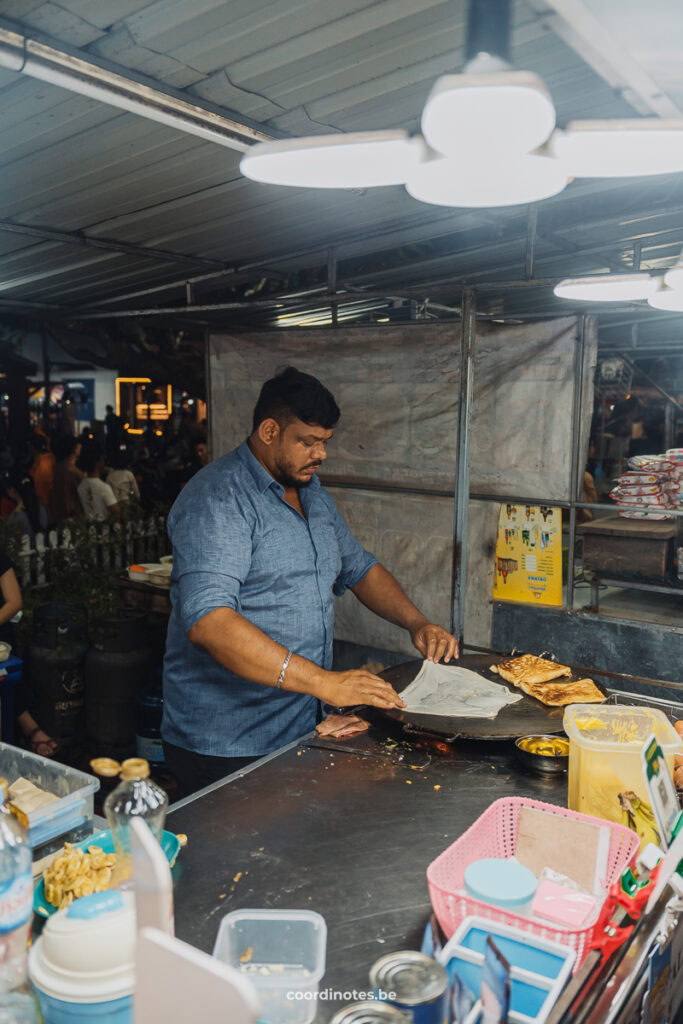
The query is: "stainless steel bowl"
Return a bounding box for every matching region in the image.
[515,734,569,775]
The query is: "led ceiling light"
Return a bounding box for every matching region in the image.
[421,70,555,157]
[554,274,659,302]
[647,284,683,311]
[239,0,683,209]
[406,152,568,208]
[664,249,683,289]
[551,120,683,178]
[239,130,423,189]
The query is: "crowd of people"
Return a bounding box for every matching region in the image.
[0,408,209,541]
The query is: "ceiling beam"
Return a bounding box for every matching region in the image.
[0,219,246,271]
[526,0,683,117]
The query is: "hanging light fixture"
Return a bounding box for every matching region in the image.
[420,67,556,158]
[551,121,683,178]
[663,248,683,289]
[240,0,683,208]
[407,151,567,207]
[647,283,683,311]
[554,275,659,302]
[239,130,423,189]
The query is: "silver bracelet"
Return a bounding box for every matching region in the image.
[276,649,293,689]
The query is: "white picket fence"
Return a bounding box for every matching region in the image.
[15,515,169,591]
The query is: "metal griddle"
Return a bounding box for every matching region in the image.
[366,653,600,741]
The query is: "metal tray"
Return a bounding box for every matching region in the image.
[369,653,605,741]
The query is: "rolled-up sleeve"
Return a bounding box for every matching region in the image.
[169,490,253,633]
[331,505,377,596]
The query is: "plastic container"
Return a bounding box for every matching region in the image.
[439,916,576,1024]
[426,797,639,967]
[0,742,98,859]
[28,890,135,1024]
[564,704,682,848]
[464,858,537,912]
[213,909,327,1024]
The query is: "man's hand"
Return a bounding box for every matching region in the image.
[317,669,405,710]
[315,714,369,739]
[410,622,459,663]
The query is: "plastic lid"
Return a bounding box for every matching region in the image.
[464,858,538,909]
[28,891,136,1003]
[90,758,121,778]
[563,704,683,753]
[120,757,150,780]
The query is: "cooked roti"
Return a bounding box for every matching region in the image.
[490,654,572,685]
[519,678,606,706]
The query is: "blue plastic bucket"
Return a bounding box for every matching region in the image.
[34,989,133,1024]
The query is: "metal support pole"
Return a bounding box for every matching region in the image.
[451,288,476,648]
[465,0,511,62]
[185,282,193,305]
[566,315,588,613]
[41,331,51,428]
[664,402,675,451]
[525,206,538,279]
[328,246,338,326]
[633,241,642,271]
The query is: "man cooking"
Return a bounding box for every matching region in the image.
[162,367,458,797]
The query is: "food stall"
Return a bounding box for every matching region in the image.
[5,648,682,1024]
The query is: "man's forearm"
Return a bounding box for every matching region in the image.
[351,563,428,633]
[188,607,327,697]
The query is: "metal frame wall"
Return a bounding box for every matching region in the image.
[208,284,681,652]
[312,292,682,648]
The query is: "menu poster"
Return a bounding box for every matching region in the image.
[493,503,562,606]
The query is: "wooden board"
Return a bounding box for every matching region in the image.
[577,516,676,540]
[515,805,607,893]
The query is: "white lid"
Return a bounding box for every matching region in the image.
[28,891,136,1003]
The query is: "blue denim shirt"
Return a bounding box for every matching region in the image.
[162,441,377,756]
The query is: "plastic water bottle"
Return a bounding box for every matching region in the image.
[104,759,168,886]
[0,778,33,994]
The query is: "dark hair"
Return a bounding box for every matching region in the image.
[251,367,340,433]
[111,445,132,470]
[30,434,49,454]
[79,443,103,475]
[6,470,43,534]
[52,435,79,462]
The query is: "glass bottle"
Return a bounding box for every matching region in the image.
[104,759,168,886]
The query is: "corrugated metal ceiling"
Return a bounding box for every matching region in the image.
[0,0,680,337]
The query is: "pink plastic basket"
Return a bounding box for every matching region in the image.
[426,797,640,967]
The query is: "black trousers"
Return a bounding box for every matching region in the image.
[163,741,257,801]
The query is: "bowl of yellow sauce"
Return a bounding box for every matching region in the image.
[515,734,570,775]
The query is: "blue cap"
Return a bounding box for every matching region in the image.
[464,858,537,909]
[67,891,124,920]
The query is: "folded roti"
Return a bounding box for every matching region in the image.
[519,678,606,706]
[490,653,572,685]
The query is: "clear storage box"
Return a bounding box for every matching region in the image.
[564,704,682,848]
[0,742,99,860]
[213,909,326,1024]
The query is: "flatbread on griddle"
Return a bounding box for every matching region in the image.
[490,653,572,686]
[519,678,606,706]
